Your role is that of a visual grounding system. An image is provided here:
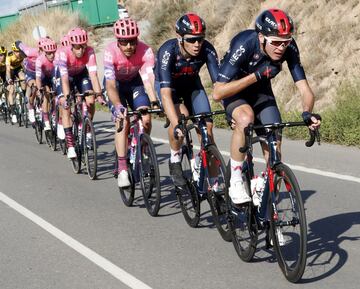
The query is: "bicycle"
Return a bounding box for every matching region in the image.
[114,108,163,217]
[33,86,44,144]
[0,80,9,123]
[174,111,230,239]
[225,121,320,283]
[13,79,27,127]
[67,91,99,180]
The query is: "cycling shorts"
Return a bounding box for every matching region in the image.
[55,68,93,96]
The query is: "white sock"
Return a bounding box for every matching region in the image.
[230,158,244,184]
[170,149,181,163]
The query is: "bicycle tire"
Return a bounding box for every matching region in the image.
[22,97,28,128]
[17,101,22,127]
[83,117,97,180]
[56,107,67,155]
[177,145,201,228]
[269,163,307,283]
[34,120,43,144]
[49,111,57,151]
[225,161,258,262]
[2,105,8,123]
[139,133,161,217]
[206,144,232,242]
[71,120,82,174]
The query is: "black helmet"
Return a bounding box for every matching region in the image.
[175,13,206,36]
[255,9,294,38]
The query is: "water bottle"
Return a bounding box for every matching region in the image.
[251,175,265,206]
[190,153,201,182]
[256,171,269,221]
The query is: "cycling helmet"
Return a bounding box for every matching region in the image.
[68,27,88,45]
[0,46,7,54]
[60,35,70,47]
[113,18,139,39]
[11,42,20,52]
[42,38,57,53]
[255,9,294,38]
[38,37,50,49]
[175,13,206,36]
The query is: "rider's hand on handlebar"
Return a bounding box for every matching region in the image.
[111,104,126,122]
[302,111,321,130]
[173,124,184,140]
[96,94,107,106]
[255,61,282,81]
[60,95,70,109]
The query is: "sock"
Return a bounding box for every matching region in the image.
[28,103,34,110]
[64,127,74,148]
[43,112,49,122]
[118,156,127,172]
[230,158,244,183]
[170,149,181,163]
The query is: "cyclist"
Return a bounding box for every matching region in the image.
[154,13,219,187]
[0,46,6,83]
[35,38,57,131]
[56,27,103,159]
[106,17,158,187]
[213,8,321,204]
[60,35,70,47]
[6,42,26,124]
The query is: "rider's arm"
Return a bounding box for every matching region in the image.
[58,50,70,96]
[87,50,102,94]
[5,56,11,81]
[296,79,314,113]
[105,79,121,106]
[35,57,42,90]
[139,46,157,103]
[213,74,257,101]
[204,41,220,83]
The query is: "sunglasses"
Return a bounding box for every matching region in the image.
[265,36,292,48]
[183,36,205,44]
[118,38,138,46]
[45,51,55,56]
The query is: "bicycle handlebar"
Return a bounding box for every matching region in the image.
[239,121,321,153]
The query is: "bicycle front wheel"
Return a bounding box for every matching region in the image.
[83,118,97,180]
[270,163,307,283]
[34,120,43,144]
[22,97,28,128]
[71,121,82,174]
[177,145,200,228]
[206,144,231,242]
[139,133,161,216]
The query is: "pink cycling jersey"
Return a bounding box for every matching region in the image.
[58,45,97,77]
[35,53,55,79]
[103,40,155,85]
[19,42,39,73]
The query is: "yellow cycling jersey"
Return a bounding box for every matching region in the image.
[0,56,5,73]
[6,51,24,70]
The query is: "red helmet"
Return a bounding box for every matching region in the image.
[42,38,57,53]
[175,13,206,36]
[61,35,70,47]
[68,27,88,45]
[255,9,294,38]
[113,18,139,39]
[38,37,49,49]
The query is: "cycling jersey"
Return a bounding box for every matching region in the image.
[155,38,219,89]
[19,42,39,74]
[58,45,97,77]
[6,51,24,70]
[0,55,6,73]
[104,40,155,84]
[36,53,55,79]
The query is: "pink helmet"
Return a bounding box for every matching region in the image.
[38,37,50,49]
[113,18,139,39]
[42,38,57,53]
[61,35,70,47]
[68,27,88,45]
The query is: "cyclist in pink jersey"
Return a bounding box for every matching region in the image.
[56,27,103,159]
[105,17,158,187]
[35,38,57,131]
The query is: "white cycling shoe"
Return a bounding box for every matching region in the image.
[44,121,51,131]
[118,170,131,188]
[67,147,77,159]
[28,109,35,123]
[11,114,17,124]
[229,180,251,204]
[57,124,65,140]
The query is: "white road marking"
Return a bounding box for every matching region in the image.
[0,192,152,289]
[100,128,360,184]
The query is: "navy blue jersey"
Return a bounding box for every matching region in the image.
[217,30,306,84]
[155,38,219,89]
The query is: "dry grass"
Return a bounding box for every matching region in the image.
[0,9,89,47]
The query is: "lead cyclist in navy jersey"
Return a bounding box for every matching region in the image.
[155,13,219,186]
[213,8,321,204]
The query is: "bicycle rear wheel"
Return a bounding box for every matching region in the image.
[177,145,200,228]
[270,163,307,283]
[83,117,97,180]
[22,97,28,128]
[206,144,231,242]
[71,121,82,174]
[225,161,258,261]
[139,133,161,216]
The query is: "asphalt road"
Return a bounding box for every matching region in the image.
[0,111,360,289]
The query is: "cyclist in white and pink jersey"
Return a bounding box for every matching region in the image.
[35,38,57,131]
[105,17,158,187]
[56,27,103,159]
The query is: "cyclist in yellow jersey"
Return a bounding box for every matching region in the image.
[0,46,6,82]
[6,42,26,123]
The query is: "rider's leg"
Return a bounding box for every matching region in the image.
[42,85,51,130]
[27,79,37,123]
